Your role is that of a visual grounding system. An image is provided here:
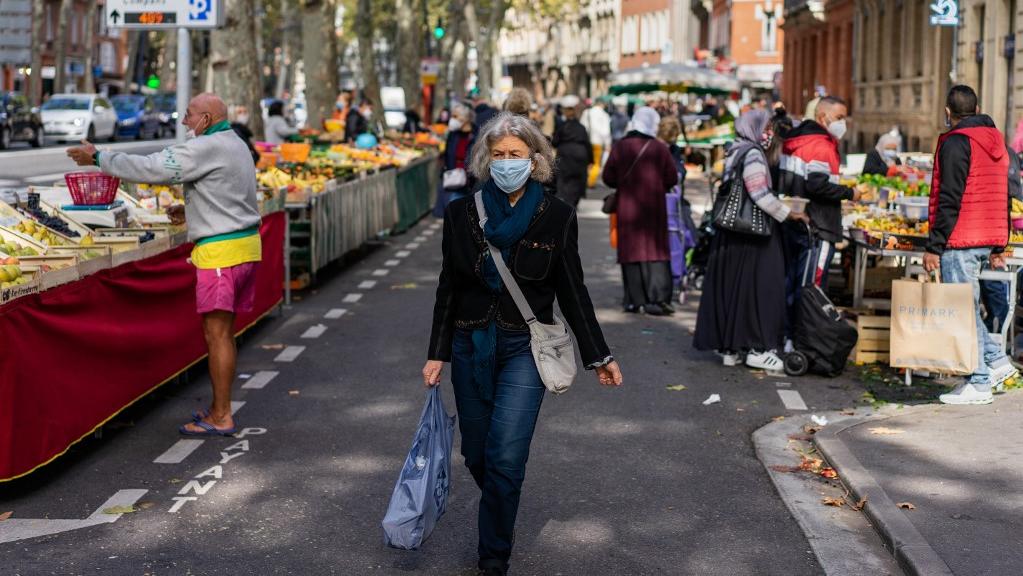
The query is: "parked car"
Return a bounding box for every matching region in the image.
[152,92,177,138]
[111,94,161,139]
[0,92,44,149]
[41,94,118,143]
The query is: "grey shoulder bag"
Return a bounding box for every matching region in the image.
[474,191,577,394]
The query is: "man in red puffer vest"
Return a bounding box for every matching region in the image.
[923,85,1019,405]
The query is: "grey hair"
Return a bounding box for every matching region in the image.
[468,111,555,183]
[452,102,475,124]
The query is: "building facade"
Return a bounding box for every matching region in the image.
[852,0,954,154]
[710,0,784,94]
[619,0,708,70]
[780,0,854,116]
[955,0,1023,139]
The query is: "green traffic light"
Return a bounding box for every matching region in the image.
[434,26,445,40]
[146,75,160,89]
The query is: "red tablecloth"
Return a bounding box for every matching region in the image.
[0,211,285,481]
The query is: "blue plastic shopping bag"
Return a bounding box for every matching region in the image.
[382,386,456,549]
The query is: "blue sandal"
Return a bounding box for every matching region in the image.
[191,409,211,422]
[179,420,237,437]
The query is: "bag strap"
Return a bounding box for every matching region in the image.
[474,191,539,325]
[622,140,653,181]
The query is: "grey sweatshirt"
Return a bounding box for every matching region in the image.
[99,130,261,242]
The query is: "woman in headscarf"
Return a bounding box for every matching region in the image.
[694,109,806,370]
[602,106,679,315]
[862,132,902,176]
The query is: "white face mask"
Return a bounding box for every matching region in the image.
[186,128,197,140]
[236,114,249,125]
[827,118,847,141]
[448,118,463,131]
[882,149,898,160]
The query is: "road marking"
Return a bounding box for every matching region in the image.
[342,293,363,303]
[302,324,327,338]
[358,280,377,289]
[274,346,305,362]
[154,440,204,464]
[775,382,792,388]
[230,401,245,414]
[777,389,808,411]
[405,242,420,249]
[0,489,148,544]
[414,236,427,242]
[324,308,347,319]
[384,259,401,266]
[372,269,390,277]
[242,370,279,389]
[422,229,436,236]
[395,250,411,258]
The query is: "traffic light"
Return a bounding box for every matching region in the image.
[146,74,160,90]
[434,19,445,40]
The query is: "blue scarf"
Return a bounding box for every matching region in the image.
[472,179,544,401]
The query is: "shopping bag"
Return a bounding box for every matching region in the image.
[889,279,978,374]
[382,387,456,550]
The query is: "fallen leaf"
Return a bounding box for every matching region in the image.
[390,282,418,290]
[820,468,838,479]
[135,502,155,510]
[769,465,802,473]
[288,390,300,396]
[102,505,138,515]
[803,424,823,435]
[869,427,905,435]
[772,415,786,422]
[260,344,286,350]
[853,497,868,511]
[787,433,815,442]
[841,410,857,416]
[665,384,687,391]
[897,502,916,510]
[168,478,183,484]
[799,456,825,474]
[822,497,845,507]
[0,511,11,521]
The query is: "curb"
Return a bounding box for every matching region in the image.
[814,411,954,576]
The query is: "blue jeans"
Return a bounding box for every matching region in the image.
[941,248,1009,390]
[980,280,1009,333]
[451,328,545,569]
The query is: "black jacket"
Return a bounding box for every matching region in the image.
[927,115,1021,254]
[862,148,900,176]
[344,109,369,142]
[552,119,594,179]
[778,120,853,243]
[428,191,611,367]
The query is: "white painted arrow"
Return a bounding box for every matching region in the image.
[0,489,147,544]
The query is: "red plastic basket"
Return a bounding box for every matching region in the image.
[64,172,121,205]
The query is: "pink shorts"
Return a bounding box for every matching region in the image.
[195,262,260,315]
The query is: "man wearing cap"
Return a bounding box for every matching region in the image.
[552,95,593,207]
[67,92,261,437]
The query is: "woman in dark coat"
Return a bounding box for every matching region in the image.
[693,109,806,370]
[602,106,679,316]
[862,132,902,176]
[552,96,593,207]
[432,103,477,217]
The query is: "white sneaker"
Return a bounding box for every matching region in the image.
[721,353,739,367]
[939,383,994,405]
[990,362,1019,392]
[746,350,784,372]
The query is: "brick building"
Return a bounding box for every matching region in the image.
[619,0,709,70]
[955,0,1023,139]
[710,0,784,95]
[780,0,854,116]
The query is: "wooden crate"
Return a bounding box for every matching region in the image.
[851,314,891,364]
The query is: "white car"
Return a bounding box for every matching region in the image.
[41,94,119,143]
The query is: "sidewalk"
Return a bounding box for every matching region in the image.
[814,391,1023,576]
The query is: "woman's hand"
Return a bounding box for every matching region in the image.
[595,361,623,387]
[787,211,809,223]
[422,360,444,388]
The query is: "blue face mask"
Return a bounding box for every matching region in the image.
[490,158,532,193]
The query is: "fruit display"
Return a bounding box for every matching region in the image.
[0,260,30,288]
[24,193,80,238]
[0,238,40,257]
[853,215,930,237]
[856,174,931,199]
[12,220,67,246]
[1011,231,1023,244]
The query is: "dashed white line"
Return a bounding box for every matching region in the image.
[274,346,306,362]
[414,236,427,242]
[372,269,390,277]
[422,229,436,236]
[342,293,363,303]
[395,250,411,258]
[154,440,204,464]
[302,324,328,339]
[384,259,401,267]
[324,308,348,319]
[405,242,420,249]
[358,280,377,289]
[777,389,808,411]
[242,370,279,389]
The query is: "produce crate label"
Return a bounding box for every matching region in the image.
[1,278,39,304]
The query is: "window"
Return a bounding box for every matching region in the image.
[758,2,779,53]
[100,42,116,73]
[622,16,638,55]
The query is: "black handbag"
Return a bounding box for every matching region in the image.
[713,147,770,237]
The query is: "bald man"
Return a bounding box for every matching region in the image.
[68,93,262,437]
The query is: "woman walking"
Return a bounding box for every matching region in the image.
[693,109,805,370]
[602,106,679,315]
[422,112,623,576]
[433,103,477,217]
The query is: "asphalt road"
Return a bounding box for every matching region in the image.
[0,195,878,575]
[0,138,174,188]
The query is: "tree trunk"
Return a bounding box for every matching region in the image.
[53,0,72,93]
[356,0,382,126]
[211,0,264,137]
[395,0,422,112]
[476,0,506,101]
[463,0,479,95]
[29,0,46,105]
[434,0,466,116]
[81,0,97,93]
[274,0,293,99]
[451,10,471,102]
[125,32,140,92]
[160,29,177,91]
[301,0,339,130]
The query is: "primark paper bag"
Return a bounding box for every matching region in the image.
[890,279,977,374]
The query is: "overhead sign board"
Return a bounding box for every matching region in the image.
[929,0,959,26]
[105,0,224,29]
